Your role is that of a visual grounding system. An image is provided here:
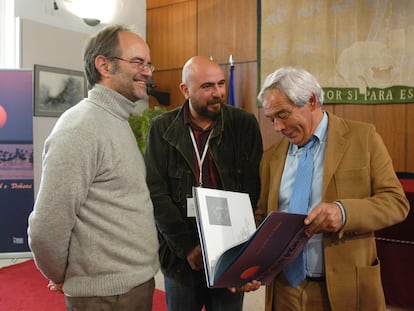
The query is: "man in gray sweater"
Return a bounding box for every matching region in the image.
[28,24,159,311]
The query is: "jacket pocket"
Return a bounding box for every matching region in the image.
[167,158,193,207]
[357,257,386,311]
[335,167,371,198]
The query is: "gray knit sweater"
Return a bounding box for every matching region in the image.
[28,84,159,297]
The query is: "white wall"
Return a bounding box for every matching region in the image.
[14,0,146,196]
[20,19,89,196]
[15,0,147,36]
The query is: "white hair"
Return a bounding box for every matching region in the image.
[257,67,324,107]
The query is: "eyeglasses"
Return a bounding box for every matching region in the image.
[112,57,155,73]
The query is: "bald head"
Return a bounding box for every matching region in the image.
[179,56,226,125]
[182,56,223,84]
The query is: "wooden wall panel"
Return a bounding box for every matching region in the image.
[146,0,259,119]
[146,0,412,172]
[197,0,257,64]
[147,0,188,9]
[333,104,375,125]
[149,70,183,109]
[322,105,335,115]
[375,105,406,171]
[147,0,197,70]
[407,104,414,172]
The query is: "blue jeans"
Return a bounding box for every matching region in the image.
[164,274,244,311]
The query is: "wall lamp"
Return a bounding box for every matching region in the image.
[55,0,114,27]
[83,18,100,26]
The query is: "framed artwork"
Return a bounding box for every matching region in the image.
[33,64,86,117]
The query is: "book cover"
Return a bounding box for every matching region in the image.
[193,187,310,288]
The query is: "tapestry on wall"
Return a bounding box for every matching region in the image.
[0,69,34,254]
[260,0,414,104]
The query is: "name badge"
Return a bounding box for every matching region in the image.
[187,197,196,217]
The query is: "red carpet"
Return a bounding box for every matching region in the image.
[0,259,167,311]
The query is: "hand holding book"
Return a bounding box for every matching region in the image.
[193,187,311,288]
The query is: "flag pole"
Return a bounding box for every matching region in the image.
[227,54,236,107]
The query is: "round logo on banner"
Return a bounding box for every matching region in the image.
[0,104,8,128]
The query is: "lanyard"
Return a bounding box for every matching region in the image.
[189,127,213,187]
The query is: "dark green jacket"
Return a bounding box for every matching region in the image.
[144,101,263,282]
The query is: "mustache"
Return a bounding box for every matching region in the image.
[207,98,225,105]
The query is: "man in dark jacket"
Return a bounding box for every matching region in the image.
[145,56,263,311]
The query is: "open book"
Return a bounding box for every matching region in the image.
[193,187,310,288]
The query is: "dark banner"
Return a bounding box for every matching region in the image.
[0,70,33,253]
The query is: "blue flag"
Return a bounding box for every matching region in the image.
[227,63,236,107]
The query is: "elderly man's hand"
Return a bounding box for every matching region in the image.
[229,280,261,293]
[304,202,343,236]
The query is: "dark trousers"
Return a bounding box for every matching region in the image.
[164,274,243,311]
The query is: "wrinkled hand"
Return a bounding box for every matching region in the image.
[187,244,204,271]
[229,280,261,293]
[304,202,343,236]
[47,280,63,293]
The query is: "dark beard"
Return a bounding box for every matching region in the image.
[193,99,223,119]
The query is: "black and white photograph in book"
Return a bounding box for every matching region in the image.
[34,65,86,117]
[206,196,232,226]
